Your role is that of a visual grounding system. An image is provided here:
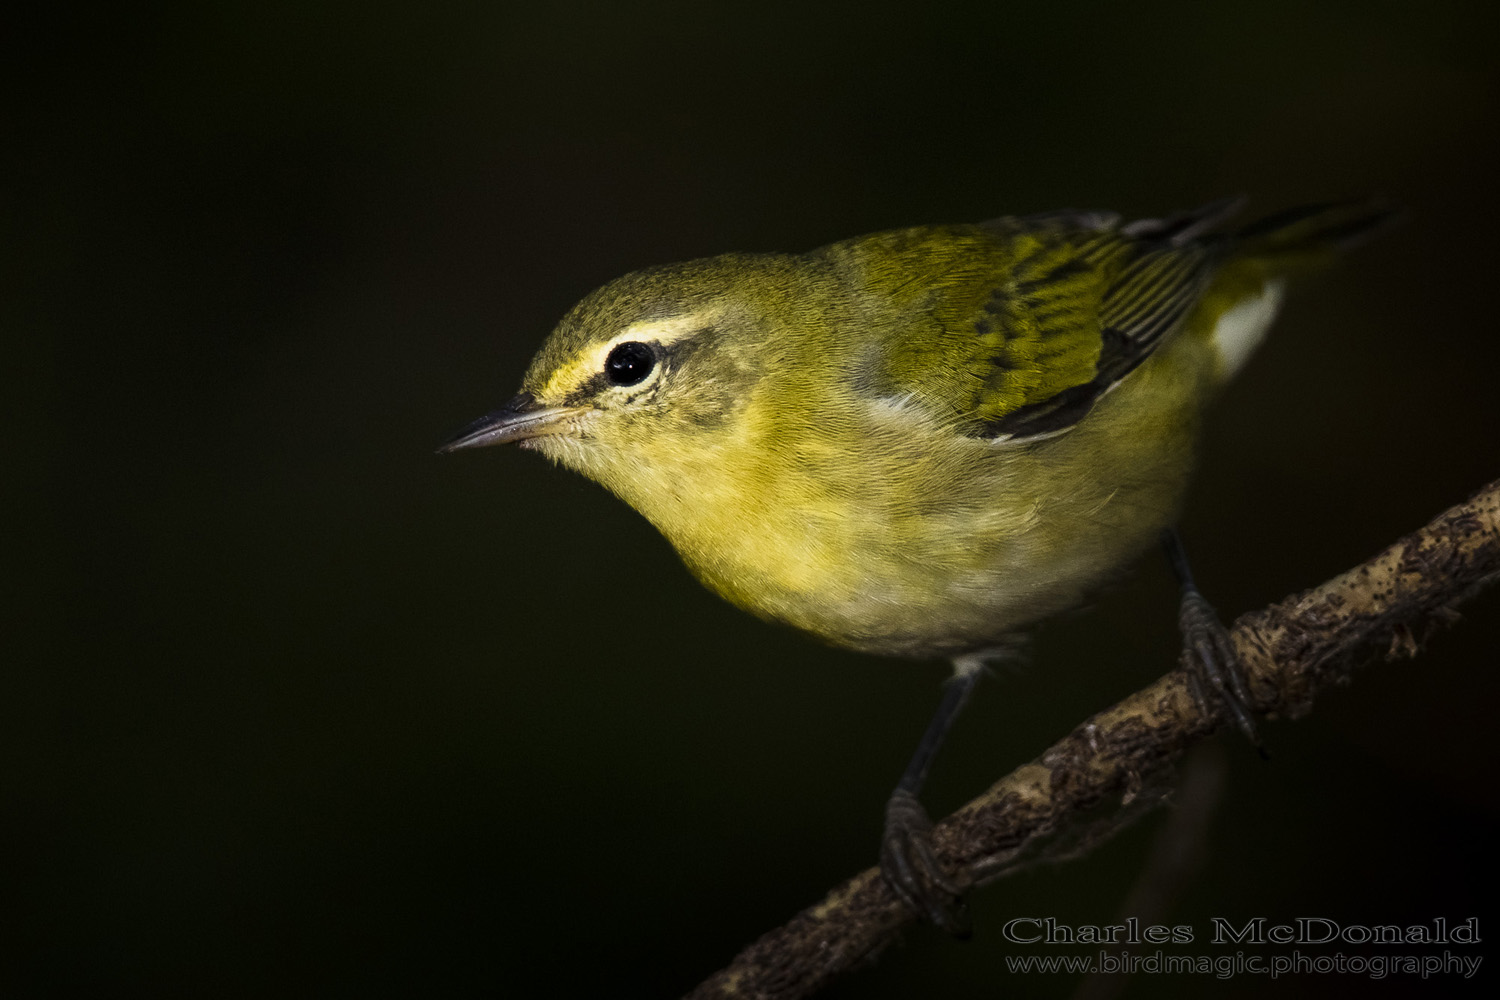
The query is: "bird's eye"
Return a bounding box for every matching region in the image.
[604,341,656,386]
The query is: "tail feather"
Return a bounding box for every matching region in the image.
[1234,199,1402,257]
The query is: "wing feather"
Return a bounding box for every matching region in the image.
[834,200,1235,443]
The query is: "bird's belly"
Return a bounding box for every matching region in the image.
[680,444,1187,659]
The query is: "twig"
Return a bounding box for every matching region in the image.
[686,478,1500,1000]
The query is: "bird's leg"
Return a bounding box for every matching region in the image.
[1161,528,1262,748]
[880,660,983,936]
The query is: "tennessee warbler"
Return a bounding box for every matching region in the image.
[442,197,1392,928]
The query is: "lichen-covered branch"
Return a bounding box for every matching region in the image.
[686,479,1500,1000]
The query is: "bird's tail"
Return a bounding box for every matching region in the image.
[1233,199,1401,269]
[1195,199,1397,380]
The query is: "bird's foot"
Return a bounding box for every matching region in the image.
[880,788,972,936]
[1178,586,1264,752]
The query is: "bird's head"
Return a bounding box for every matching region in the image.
[440,251,832,504]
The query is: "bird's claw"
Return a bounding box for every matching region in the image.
[1179,587,1263,752]
[880,788,972,936]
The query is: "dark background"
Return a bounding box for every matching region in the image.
[7,1,1498,996]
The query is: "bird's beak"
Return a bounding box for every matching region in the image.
[437,392,586,453]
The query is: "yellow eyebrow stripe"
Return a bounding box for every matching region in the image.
[540,311,719,398]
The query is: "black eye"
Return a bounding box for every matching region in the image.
[605,341,656,386]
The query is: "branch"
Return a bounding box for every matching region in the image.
[686,479,1500,1000]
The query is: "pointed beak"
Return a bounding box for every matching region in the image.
[436,392,587,453]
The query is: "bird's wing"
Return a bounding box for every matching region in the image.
[977,223,1218,442]
[860,211,1224,443]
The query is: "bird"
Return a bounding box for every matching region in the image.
[439,196,1393,931]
